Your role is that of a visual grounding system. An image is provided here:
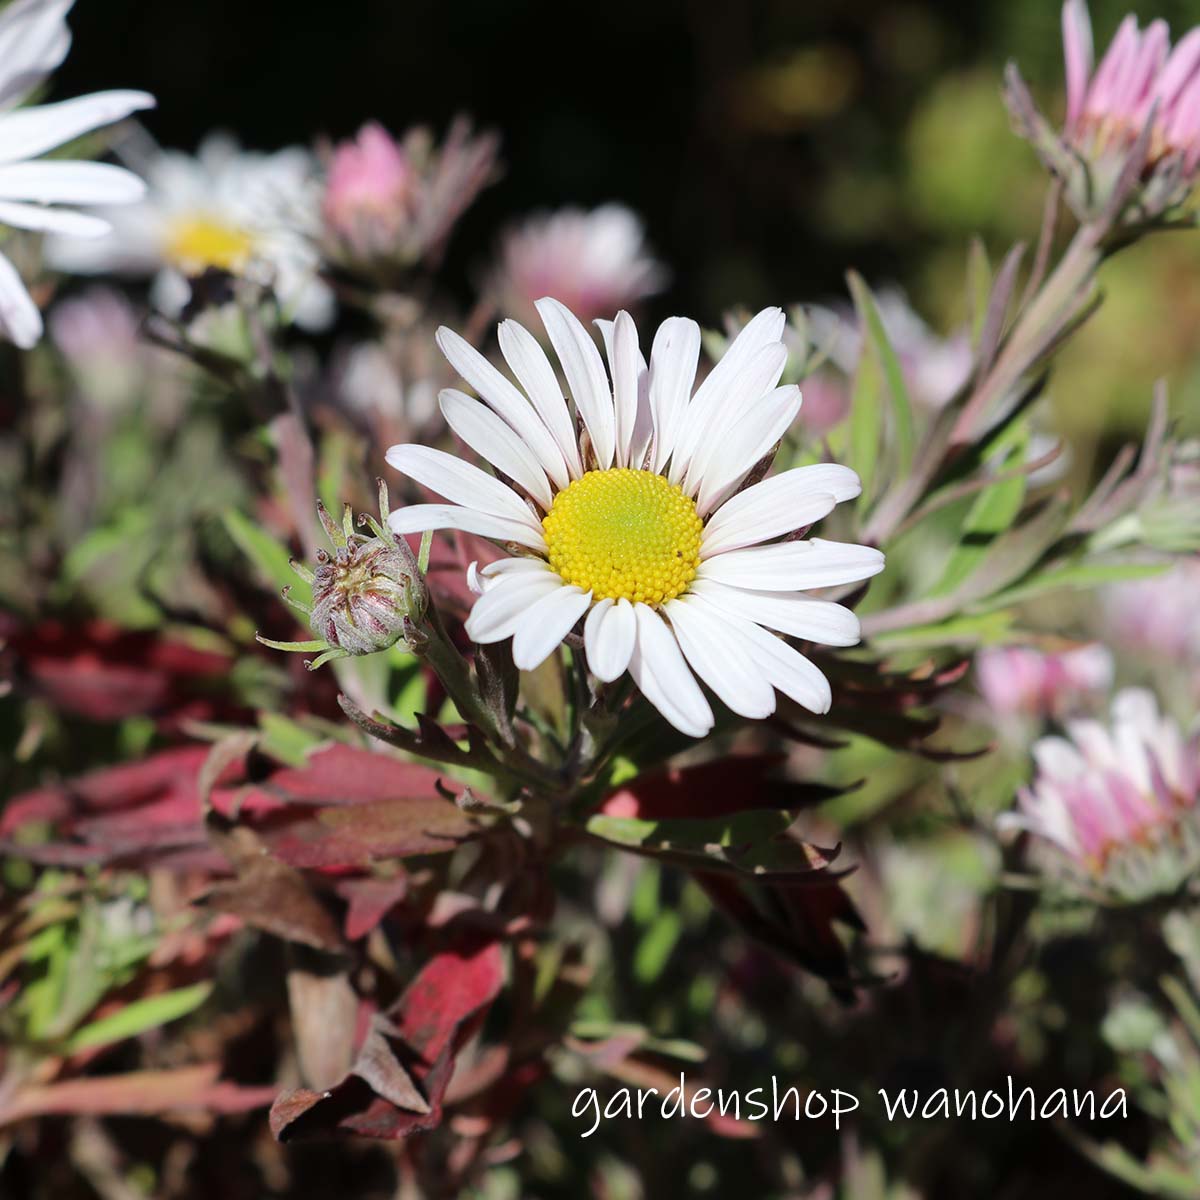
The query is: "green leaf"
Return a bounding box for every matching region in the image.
[966,236,992,345]
[849,352,882,504]
[585,810,836,879]
[222,509,311,609]
[980,559,1168,611]
[933,421,1030,595]
[872,609,1016,649]
[633,911,684,984]
[257,711,327,766]
[66,982,213,1053]
[848,270,916,479]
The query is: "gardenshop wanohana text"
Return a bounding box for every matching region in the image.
[570,1075,1128,1137]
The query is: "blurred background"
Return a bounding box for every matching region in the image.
[52,0,1200,441]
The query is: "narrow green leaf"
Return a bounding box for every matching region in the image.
[871,609,1016,649]
[849,352,882,503]
[222,509,311,608]
[981,559,1169,611]
[848,270,916,478]
[633,911,683,984]
[966,236,992,344]
[932,422,1030,595]
[66,982,213,1053]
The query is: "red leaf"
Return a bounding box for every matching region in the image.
[6,619,238,723]
[270,933,505,1141]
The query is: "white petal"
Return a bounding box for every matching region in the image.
[627,603,713,738]
[440,389,553,510]
[731,615,833,713]
[0,91,155,163]
[689,578,861,646]
[478,557,554,579]
[436,325,571,488]
[0,248,41,347]
[702,464,861,556]
[385,444,541,531]
[0,0,72,111]
[465,571,563,643]
[665,598,776,719]
[536,296,615,469]
[647,316,700,473]
[680,343,788,490]
[606,310,642,468]
[685,593,833,713]
[584,597,636,682]
[598,312,652,468]
[695,384,802,516]
[698,539,885,591]
[388,504,547,553]
[0,199,110,237]
[497,318,583,478]
[0,161,145,205]
[511,585,592,670]
[671,307,785,478]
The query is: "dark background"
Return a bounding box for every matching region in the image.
[51,0,1095,323]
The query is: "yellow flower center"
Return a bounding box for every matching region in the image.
[164,215,255,273]
[542,468,703,606]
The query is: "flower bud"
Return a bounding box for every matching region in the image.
[309,527,420,656]
[259,482,426,669]
[321,118,500,277]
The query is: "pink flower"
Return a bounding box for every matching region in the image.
[1062,0,1200,171]
[323,122,413,244]
[488,205,667,329]
[1103,560,1200,663]
[1002,689,1200,889]
[322,118,499,272]
[975,644,1113,717]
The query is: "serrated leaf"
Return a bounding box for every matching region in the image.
[67,982,213,1053]
[585,810,839,880]
[222,508,311,609]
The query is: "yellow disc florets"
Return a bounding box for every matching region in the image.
[541,468,703,606]
[164,215,255,273]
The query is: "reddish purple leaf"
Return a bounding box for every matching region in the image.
[270,934,505,1141]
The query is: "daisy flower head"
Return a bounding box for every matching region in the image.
[0,0,154,349]
[488,205,667,330]
[46,133,334,331]
[386,299,885,737]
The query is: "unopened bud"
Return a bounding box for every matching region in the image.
[259,481,426,669]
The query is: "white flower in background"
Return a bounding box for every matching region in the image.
[0,0,153,349]
[386,300,884,737]
[489,205,667,329]
[47,134,334,331]
[810,287,972,409]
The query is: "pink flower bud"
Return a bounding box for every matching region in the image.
[323,123,413,253]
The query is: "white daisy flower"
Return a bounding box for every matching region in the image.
[46,133,334,331]
[0,0,153,349]
[385,299,885,737]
